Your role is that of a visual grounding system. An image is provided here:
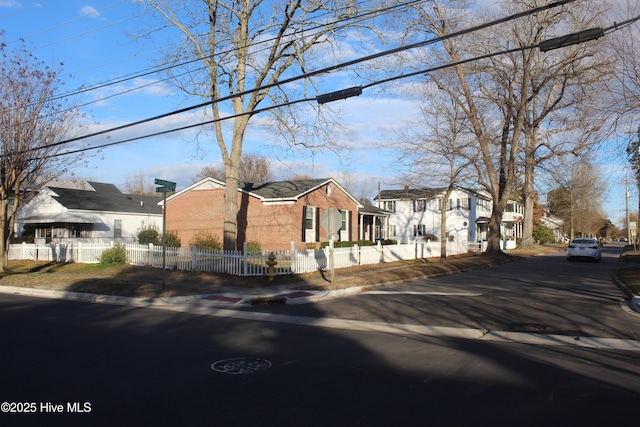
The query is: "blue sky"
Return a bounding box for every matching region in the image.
[0,0,636,225]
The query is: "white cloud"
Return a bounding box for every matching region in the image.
[80,5,100,18]
[0,1,21,8]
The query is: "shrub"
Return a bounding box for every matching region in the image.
[165,230,181,248]
[100,242,127,265]
[320,240,377,248]
[138,224,161,245]
[246,241,262,255]
[137,223,181,247]
[189,230,222,250]
[533,225,555,244]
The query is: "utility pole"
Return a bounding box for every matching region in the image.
[626,180,631,244]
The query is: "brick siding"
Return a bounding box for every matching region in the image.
[166,182,359,250]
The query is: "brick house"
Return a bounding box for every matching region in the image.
[164,177,365,250]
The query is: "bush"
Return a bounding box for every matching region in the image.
[533,225,555,244]
[246,241,262,255]
[320,240,377,248]
[100,242,127,265]
[165,230,181,247]
[137,223,181,247]
[138,224,161,245]
[189,230,222,250]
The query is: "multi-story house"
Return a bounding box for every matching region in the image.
[376,186,524,248]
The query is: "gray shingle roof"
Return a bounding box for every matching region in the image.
[243,178,331,199]
[49,181,163,215]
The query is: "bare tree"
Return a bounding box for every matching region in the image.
[396,0,610,254]
[0,41,79,270]
[123,172,160,195]
[139,0,380,249]
[547,160,607,238]
[503,0,612,247]
[193,152,274,184]
[393,86,476,259]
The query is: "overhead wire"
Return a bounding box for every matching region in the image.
[49,0,431,102]
[5,0,432,120]
[34,0,582,159]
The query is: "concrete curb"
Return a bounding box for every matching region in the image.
[0,253,529,308]
[612,269,640,314]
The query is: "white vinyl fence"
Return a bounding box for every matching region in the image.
[8,240,469,277]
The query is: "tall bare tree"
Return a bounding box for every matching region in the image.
[547,160,607,238]
[393,86,476,259]
[503,0,612,247]
[395,0,609,254]
[0,41,79,270]
[140,0,379,249]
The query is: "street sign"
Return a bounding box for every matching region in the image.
[153,178,177,289]
[321,208,342,236]
[154,178,176,193]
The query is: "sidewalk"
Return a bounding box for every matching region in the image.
[2,247,638,313]
[0,257,491,308]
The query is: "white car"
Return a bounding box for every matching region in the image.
[566,238,601,262]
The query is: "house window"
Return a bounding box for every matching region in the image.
[456,198,470,210]
[339,210,349,241]
[382,201,396,212]
[114,219,122,238]
[302,206,318,242]
[388,225,396,237]
[414,200,426,212]
[413,224,426,236]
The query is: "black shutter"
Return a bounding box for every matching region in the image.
[315,207,320,242]
[301,206,307,242]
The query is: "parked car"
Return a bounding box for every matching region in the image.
[566,238,601,262]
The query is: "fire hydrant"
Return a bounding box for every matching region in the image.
[266,252,277,282]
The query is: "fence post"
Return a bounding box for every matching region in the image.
[354,244,360,265]
[148,243,154,266]
[378,240,383,263]
[243,241,248,277]
[290,241,296,274]
[192,246,198,270]
[414,239,418,259]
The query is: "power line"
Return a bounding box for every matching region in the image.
[6,0,131,46]
[36,0,585,160]
[5,0,431,119]
[50,0,431,102]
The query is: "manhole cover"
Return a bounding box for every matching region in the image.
[211,358,271,375]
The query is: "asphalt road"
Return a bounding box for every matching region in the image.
[1,243,639,426]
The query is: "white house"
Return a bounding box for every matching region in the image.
[375,186,524,248]
[15,180,163,244]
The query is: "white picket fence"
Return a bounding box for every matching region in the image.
[8,240,469,277]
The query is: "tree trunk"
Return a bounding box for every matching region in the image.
[484,205,503,255]
[521,145,536,247]
[0,198,9,272]
[440,188,453,261]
